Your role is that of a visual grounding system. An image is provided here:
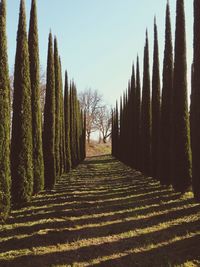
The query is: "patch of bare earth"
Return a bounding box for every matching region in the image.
[0,155,200,267]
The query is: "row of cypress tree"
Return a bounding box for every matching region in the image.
[112,0,200,202]
[0,0,86,221]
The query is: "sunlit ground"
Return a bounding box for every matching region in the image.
[0,155,200,267]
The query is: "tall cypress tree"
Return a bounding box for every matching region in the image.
[28,0,44,194]
[135,56,141,171]
[159,1,173,186]
[11,0,33,205]
[75,97,81,165]
[54,37,61,178]
[152,18,161,179]
[141,31,151,176]
[43,32,56,190]
[191,0,200,201]
[115,101,119,158]
[83,109,86,159]
[0,0,11,220]
[64,71,71,171]
[70,82,76,167]
[59,58,66,174]
[130,64,136,167]
[171,0,192,192]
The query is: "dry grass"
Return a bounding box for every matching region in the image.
[86,141,111,157]
[0,155,200,267]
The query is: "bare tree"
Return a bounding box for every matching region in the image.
[79,88,104,143]
[95,105,112,143]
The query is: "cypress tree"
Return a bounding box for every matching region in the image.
[191,0,200,201]
[43,32,56,190]
[83,110,86,159]
[54,37,61,178]
[130,65,136,167]
[171,0,192,192]
[11,0,33,205]
[70,82,76,167]
[59,58,66,174]
[0,0,11,220]
[79,110,84,161]
[77,100,81,162]
[115,101,119,158]
[135,56,141,170]
[152,18,161,179]
[64,71,71,171]
[141,31,151,176]
[159,1,173,185]
[28,0,44,194]
[111,109,115,156]
[119,96,123,160]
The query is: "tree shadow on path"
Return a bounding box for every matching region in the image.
[0,155,200,267]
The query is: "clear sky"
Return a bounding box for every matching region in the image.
[7,0,193,106]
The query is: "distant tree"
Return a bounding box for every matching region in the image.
[28,0,44,194]
[191,0,200,201]
[141,31,151,176]
[152,18,161,179]
[95,105,112,143]
[159,1,173,186]
[43,32,56,190]
[11,0,33,205]
[171,0,192,192]
[79,88,104,143]
[0,0,11,220]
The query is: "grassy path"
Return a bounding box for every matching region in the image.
[0,155,200,267]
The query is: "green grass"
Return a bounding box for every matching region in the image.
[0,155,200,266]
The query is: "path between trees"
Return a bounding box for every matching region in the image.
[0,155,200,267]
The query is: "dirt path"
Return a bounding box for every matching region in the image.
[0,155,200,267]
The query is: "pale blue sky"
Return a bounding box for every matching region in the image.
[7,0,193,105]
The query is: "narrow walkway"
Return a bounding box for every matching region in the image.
[0,155,200,267]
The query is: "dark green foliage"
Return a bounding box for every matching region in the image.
[0,0,11,220]
[129,65,136,167]
[54,38,61,178]
[191,0,200,201]
[28,0,44,194]
[11,0,33,205]
[135,56,141,170]
[43,32,56,190]
[70,83,76,167]
[112,102,119,158]
[70,82,78,167]
[64,71,71,171]
[159,1,173,186]
[69,81,85,167]
[141,31,151,176]
[152,19,161,179]
[83,110,86,159]
[59,58,66,175]
[171,0,192,192]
